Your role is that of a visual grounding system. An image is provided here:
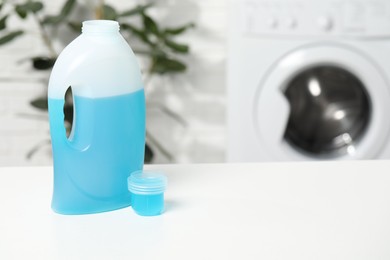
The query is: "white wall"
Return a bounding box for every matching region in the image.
[0,0,227,165]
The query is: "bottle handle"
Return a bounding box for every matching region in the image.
[48,85,70,146]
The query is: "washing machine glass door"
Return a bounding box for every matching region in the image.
[284,65,370,157]
[255,44,390,160]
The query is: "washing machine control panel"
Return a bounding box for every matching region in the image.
[238,0,390,37]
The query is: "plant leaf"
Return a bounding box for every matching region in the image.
[42,0,75,25]
[67,21,81,32]
[30,97,48,110]
[63,104,73,125]
[119,4,152,17]
[0,15,8,30]
[32,56,56,70]
[25,1,43,13]
[15,1,43,18]
[164,39,189,53]
[102,4,117,20]
[151,57,186,74]
[15,5,27,18]
[144,143,154,163]
[163,23,195,35]
[121,23,154,46]
[142,13,159,36]
[42,15,60,24]
[58,0,75,18]
[134,48,166,58]
[0,30,23,45]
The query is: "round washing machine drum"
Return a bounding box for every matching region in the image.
[254,44,390,161]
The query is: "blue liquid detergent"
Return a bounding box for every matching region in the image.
[131,193,165,216]
[49,89,145,214]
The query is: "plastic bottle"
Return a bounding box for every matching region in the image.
[48,20,145,215]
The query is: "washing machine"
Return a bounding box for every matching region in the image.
[227,0,390,161]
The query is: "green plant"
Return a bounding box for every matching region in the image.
[0,0,194,162]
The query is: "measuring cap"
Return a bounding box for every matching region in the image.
[128,170,167,216]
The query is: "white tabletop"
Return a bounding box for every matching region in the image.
[1,161,390,259]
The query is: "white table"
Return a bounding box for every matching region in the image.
[1,161,390,259]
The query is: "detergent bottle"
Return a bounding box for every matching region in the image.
[48,20,145,214]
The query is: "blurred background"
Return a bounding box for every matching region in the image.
[2,0,390,166]
[0,0,227,166]
[227,0,390,162]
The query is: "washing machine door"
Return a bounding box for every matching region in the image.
[255,44,390,160]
